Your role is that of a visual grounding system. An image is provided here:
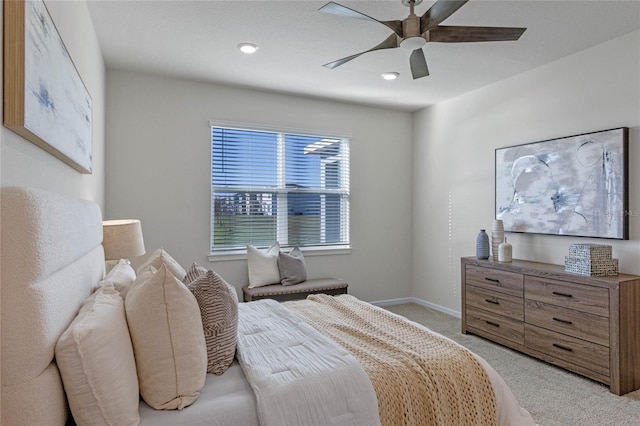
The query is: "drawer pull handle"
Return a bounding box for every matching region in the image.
[553,343,573,352]
[552,317,573,325]
[484,278,500,283]
[484,299,500,305]
[552,291,573,298]
[485,320,500,328]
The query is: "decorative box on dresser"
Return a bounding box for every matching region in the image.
[461,257,640,395]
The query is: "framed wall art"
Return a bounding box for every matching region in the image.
[495,127,628,240]
[4,0,93,174]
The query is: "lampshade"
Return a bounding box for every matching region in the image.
[102,219,146,261]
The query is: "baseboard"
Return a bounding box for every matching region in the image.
[371,297,461,319]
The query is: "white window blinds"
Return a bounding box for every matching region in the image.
[211,125,350,253]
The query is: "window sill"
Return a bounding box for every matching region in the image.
[208,245,352,262]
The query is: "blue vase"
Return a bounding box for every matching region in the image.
[476,229,490,259]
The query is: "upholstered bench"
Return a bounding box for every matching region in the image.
[242,278,349,302]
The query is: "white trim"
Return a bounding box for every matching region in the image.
[370,297,414,307]
[208,245,352,262]
[371,297,461,319]
[209,120,352,140]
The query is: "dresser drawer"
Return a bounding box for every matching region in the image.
[466,265,523,297]
[525,276,609,317]
[467,285,523,321]
[525,324,609,377]
[525,300,609,347]
[466,305,524,345]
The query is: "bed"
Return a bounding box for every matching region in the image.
[0,186,535,426]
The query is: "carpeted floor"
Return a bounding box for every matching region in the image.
[385,303,640,426]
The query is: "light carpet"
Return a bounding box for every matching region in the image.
[385,303,640,426]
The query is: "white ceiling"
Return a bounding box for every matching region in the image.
[86,0,640,112]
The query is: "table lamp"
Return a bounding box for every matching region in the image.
[102,219,146,270]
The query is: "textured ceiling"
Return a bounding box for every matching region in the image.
[87,0,640,112]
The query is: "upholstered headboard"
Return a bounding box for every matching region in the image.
[1,187,105,425]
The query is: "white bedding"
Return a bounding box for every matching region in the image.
[236,299,381,426]
[139,362,259,426]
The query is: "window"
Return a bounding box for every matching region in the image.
[210,124,350,254]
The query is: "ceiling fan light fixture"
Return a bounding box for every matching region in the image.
[400,36,426,51]
[238,43,258,54]
[382,72,400,80]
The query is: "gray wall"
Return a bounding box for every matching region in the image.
[105,70,414,302]
[412,31,640,312]
[0,1,106,208]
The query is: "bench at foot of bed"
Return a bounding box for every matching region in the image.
[242,278,348,302]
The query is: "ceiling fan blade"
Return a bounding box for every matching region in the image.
[320,2,379,23]
[428,26,526,42]
[420,0,469,34]
[323,33,399,69]
[409,48,429,79]
[323,53,366,69]
[319,2,404,37]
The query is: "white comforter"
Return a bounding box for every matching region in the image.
[236,299,381,426]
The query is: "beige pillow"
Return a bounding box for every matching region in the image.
[101,260,136,298]
[247,242,280,288]
[125,264,207,410]
[55,283,140,426]
[185,265,238,375]
[136,248,186,281]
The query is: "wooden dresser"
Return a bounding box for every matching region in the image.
[461,257,640,395]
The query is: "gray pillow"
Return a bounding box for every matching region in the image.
[278,247,307,286]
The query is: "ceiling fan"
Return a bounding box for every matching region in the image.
[320,0,526,79]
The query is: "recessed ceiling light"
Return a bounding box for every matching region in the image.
[382,72,399,80]
[238,43,258,54]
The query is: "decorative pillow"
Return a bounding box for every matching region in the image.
[55,283,140,426]
[101,259,136,298]
[136,248,186,281]
[185,264,239,375]
[183,262,208,285]
[125,264,207,410]
[247,242,281,288]
[278,246,307,286]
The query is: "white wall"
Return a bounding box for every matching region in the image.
[0,1,106,207]
[105,70,414,302]
[412,31,640,312]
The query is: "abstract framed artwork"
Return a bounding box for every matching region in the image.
[4,0,93,174]
[495,127,629,240]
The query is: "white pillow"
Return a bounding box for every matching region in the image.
[125,264,207,410]
[55,283,140,426]
[136,248,186,281]
[247,242,281,288]
[101,260,136,298]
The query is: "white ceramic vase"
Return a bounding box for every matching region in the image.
[491,219,504,261]
[498,237,513,262]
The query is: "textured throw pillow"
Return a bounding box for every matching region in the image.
[185,265,239,375]
[125,264,207,410]
[247,242,281,288]
[55,283,140,426]
[136,248,186,281]
[101,260,136,298]
[278,246,307,286]
[183,262,208,285]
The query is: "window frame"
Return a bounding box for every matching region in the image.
[208,121,351,260]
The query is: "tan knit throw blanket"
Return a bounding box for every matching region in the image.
[284,294,497,426]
